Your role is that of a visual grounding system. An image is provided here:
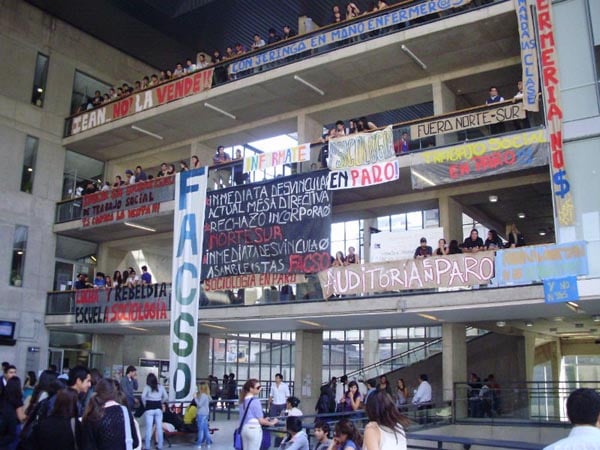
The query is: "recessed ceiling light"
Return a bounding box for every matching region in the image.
[525,321,533,327]
[488,195,498,203]
[539,229,547,236]
[496,321,506,327]
[517,212,526,219]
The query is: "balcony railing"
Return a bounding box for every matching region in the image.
[63,0,510,137]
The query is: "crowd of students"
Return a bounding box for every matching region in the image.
[74,266,153,290]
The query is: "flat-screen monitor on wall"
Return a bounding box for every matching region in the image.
[0,321,16,339]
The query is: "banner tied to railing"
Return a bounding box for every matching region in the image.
[319,252,495,297]
[74,283,169,324]
[202,171,332,280]
[70,69,214,136]
[243,143,311,172]
[535,0,574,226]
[410,129,548,188]
[81,176,175,228]
[228,0,473,74]
[514,0,540,112]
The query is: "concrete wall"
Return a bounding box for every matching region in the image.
[0,0,156,370]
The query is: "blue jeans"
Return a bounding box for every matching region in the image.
[145,408,164,449]
[196,414,212,445]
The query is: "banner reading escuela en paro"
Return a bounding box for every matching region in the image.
[169,167,208,402]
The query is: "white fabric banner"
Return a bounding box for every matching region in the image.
[169,167,208,401]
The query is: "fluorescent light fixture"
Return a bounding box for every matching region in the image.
[124,222,156,232]
[37,87,43,93]
[401,45,427,70]
[567,301,579,312]
[517,212,526,219]
[411,170,436,186]
[298,319,322,327]
[90,255,97,262]
[496,321,506,327]
[418,313,438,321]
[201,323,228,330]
[131,125,164,140]
[127,326,148,332]
[27,167,33,172]
[538,229,547,236]
[293,75,325,96]
[204,102,237,120]
[17,251,24,255]
[488,195,498,203]
[525,321,533,327]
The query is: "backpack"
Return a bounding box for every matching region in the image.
[17,397,51,450]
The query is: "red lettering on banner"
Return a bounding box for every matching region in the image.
[288,252,330,273]
[76,289,99,305]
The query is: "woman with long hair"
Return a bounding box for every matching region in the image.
[141,373,168,450]
[239,379,278,450]
[30,388,82,450]
[82,378,139,450]
[340,381,362,412]
[112,270,123,287]
[363,391,409,450]
[22,371,36,402]
[328,419,362,450]
[395,379,409,410]
[195,382,213,447]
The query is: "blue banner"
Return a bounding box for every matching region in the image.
[495,242,588,286]
[544,276,579,304]
[229,0,473,74]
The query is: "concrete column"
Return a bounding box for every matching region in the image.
[549,340,562,418]
[297,114,323,170]
[197,333,211,381]
[363,329,380,368]
[363,218,378,263]
[442,323,467,417]
[432,81,457,146]
[523,331,536,382]
[192,141,217,167]
[294,330,323,410]
[438,196,464,244]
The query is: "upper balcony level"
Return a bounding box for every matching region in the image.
[62,0,521,162]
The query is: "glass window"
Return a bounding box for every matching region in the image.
[71,70,112,115]
[21,136,38,193]
[406,211,423,230]
[31,53,49,107]
[62,151,105,200]
[390,214,406,232]
[10,225,28,287]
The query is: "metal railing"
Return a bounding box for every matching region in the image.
[63,0,510,137]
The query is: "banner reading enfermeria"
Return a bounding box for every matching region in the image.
[169,167,207,401]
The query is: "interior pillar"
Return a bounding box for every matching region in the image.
[438,196,464,245]
[442,323,467,417]
[294,329,323,411]
[432,81,457,146]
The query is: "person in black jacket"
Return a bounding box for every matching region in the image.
[31,388,82,450]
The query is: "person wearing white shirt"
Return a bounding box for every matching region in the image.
[268,373,290,417]
[544,388,600,450]
[412,374,432,425]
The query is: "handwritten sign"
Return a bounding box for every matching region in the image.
[202,172,332,280]
[318,252,494,297]
[81,176,175,228]
[74,283,169,324]
[536,0,574,225]
[204,273,307,291]
[328,126,395,169]
[514,0,539,111]
[410,130,548,188]
[544,276,578,303]
[327,160,399,190]
[69,69,214,136]
[243,144,311,172]
[229,0,473,74]
[409,102,525,139]
[495,242,588,286]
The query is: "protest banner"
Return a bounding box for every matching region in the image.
[410,129,549,189]
[535,0,574,225]
[202,172,332,280]
[514,0,539,111]
[229,0,473,74]
[69,68,214,136]
[409,102,525,139]
[170,167,208,401]
[327,160,399,190]
[81,176,175,228]
[328,126,395,169]
[495,241,587,286]
[318,252,495,297]
[74,283,169,324]
[243,143,311,172]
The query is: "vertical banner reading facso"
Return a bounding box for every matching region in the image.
[514,0,539,111]
[169,167,207,401]
[536,0,574,226]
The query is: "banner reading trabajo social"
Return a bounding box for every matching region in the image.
[202,171,332,280]
[319,252,495,297]
[410,129,548,189]
[82,176,175,228]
